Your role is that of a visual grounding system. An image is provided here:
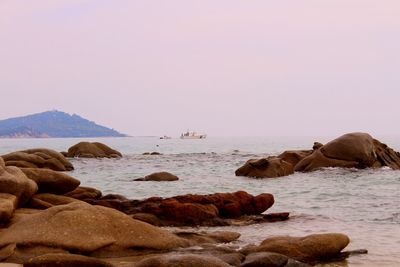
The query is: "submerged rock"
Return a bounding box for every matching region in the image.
[134,172,179,181]
[67,142,122,158]
[235,157,295,178]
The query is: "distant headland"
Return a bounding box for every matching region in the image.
[0,110,127,138]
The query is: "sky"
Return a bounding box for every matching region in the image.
[1,0,400,137]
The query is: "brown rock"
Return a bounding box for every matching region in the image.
[20,168,80,194]
[134,254,231,267]
[64,186,102,201]
[2,149,73,171]
[25,253,114,267]
[294,149,359,172]
[235,157,294,178]
[277,150,313,167]
[241,252,288,267]
[242,233,350,264]
[0,193,17,223]
[111,191,274,226]
[263,212,290,222]
[134,172,179,181]
[27,194,82,209]
[0,202,188,258]
[0,160,38,206]
[67,142,122,158]
[174,231,241,245]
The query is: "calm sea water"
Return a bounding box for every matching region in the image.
[0,136,399,267]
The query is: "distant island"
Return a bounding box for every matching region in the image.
[0,110,127,138]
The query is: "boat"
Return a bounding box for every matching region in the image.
[159,135,172,139]
[180,131,207,139]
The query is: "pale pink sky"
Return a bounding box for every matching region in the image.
[1,1,400,137]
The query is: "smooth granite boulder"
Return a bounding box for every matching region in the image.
[2,149,73,171]
[0,193,17,223]
[0,202,188,261]
[25,253,114,267]
[20,168,80,194]
[67,142,122,158]
[0,158,38,206]
[295,133,378,172]
[241,233,350,264]
[134,254,231,267]
[235,157,294,178]
[134,171,179,181]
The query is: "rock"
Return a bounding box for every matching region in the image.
[263,212,290,222]
[294,149,359,172]
[102,191,275,227]
[27,194,82,209]
[217,253,245,267]
[235,157,294,178]
[312,142,323,150]
[174,231,241,245]
[142,152,162,155]
[277,150,313,167]
[242,233,350,264]
[64,186,102,201]
[295,133,378,172]
[134,172,179,181]
[0,202,188,259]
[0,160,38,206]
[25,253,114,267]
[0,194,17,223]
[373,139,400,169]
[67,142,122,158]
[1,149,73,171]
[20,168,80,194]
[134,254,231,267]
[241,252,288,267]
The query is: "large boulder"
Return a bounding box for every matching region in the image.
[134,172,179,181]
[0,202,188,261]
[241,252,289,267]
[0,193,17,223]
[20,168,80,194]
[134,254,231,267]
[0,158,38,206]
[2,149,73,171]
[67,142,122,158]
[25,253,114,267]
[295,133,378,172]
[235,157,294,178]
[241,233,350,264]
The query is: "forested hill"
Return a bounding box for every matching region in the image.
[0,110,127,138]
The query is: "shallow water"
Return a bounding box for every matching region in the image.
[0,136,399,266]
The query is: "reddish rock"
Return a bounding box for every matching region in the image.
[93,191,275,226]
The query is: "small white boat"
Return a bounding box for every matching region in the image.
[159,135,172,139]
[180,131,207,139]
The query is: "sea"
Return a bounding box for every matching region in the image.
[0,136,399,267]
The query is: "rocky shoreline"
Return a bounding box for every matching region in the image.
[0,134,386,266]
